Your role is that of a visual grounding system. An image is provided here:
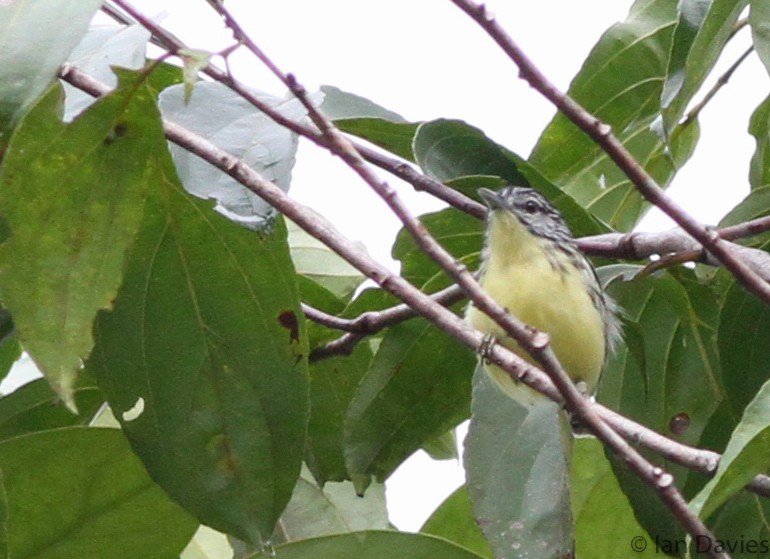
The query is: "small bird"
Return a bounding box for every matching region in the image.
[466,186,621,406]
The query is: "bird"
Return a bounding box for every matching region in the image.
[465,186,621,407]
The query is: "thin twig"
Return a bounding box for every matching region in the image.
[306,284,465,361]
[357,144,487,219]
[681,46,754,127]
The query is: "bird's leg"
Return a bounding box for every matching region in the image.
[478,333,497,362]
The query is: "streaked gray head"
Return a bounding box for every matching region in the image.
[478,186,574,244]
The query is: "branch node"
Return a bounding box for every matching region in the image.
[530,330,550,350]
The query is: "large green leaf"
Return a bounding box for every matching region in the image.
[88,156,309,541]
[464,369,573,559]
[287,218,365,301]
[421,486,494,559]
[412,119,606,237]
[252,531,486,559]
[601,268,722,438]
[572,438,657,559]
[600,267,722,542]
[748,94,770,189]
[661,0,748,136]
[701,492,770,555]
[345,317,474,482]
[718,186,770,248]
[319,85,418,161]
[690,379,770,522]
[392,207,482,290]
[751,0,770,78]
[0,0,102,139]
[718,277,770,418]
[0,473,5,559]
[0,307,19,386]
[0,76,160,407]
[0,427,197,559]
[0,379,102,442]
[529,0,689,230]
[306,344,373,484]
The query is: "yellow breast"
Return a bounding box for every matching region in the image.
[466,213,605,406]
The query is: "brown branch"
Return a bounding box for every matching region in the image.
[681,45,754,127]
[306,284,465,362]
[356,145,487,219]
[58,62,770,508]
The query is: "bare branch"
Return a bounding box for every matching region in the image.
[307,284,465,361]
[682,46,754,127]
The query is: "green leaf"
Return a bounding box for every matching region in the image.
[718,186,770,246]
[701,492,770,554]
[0,0,102,138]
[320,85,417,161]
[600,268,722,542]
[748,94,770,189]
[421,486,494,559]
[0,472,6,559]
[345,318,474,482]
[0,74,161,408]
[87,154,309,540]
[690,379,770,521]
[661,0,748,136]
[572,438,657,559]
[0,379,102,442]
[307,344,373,484]
[412,119,606,237]
[320,85,407,122]
[751,0,770,78]
[0,306,19,385]
[158,82,308,229]
[720,185,770,227]
[392,207,482,290]
[421,428,459,461]
[465,370,573,559]
[337,119,420,162]
[718,278,770,419]
[287,218,365,301]
[0,427,197,559]
[253,531,486,559]
[529,0,684,230]
[275,467,389,543]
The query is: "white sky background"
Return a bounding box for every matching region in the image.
[5,0,770,533]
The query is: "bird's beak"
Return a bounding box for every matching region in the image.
[478,188,506,211]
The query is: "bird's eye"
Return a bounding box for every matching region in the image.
[523,200,539,214]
